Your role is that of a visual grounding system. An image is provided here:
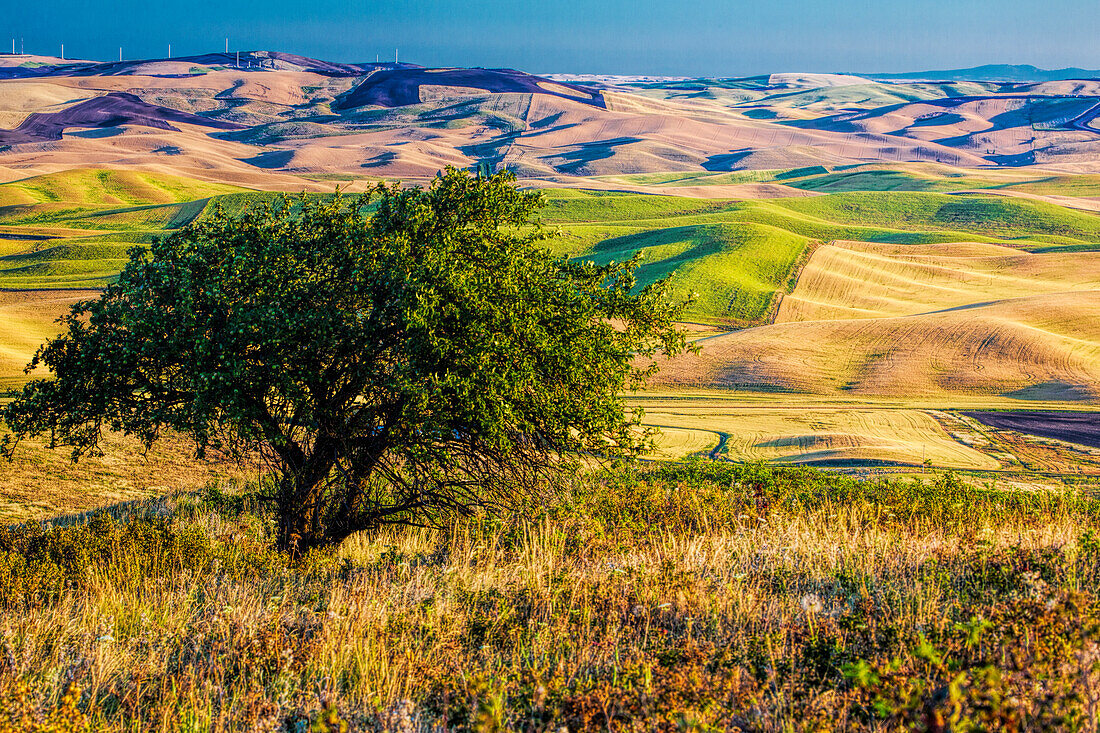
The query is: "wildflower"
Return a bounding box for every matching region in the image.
[381,698,417,733]
[96,634,115,643]
[1021,570,1050,599]
[631,604,645,618]
[800,594,824,614]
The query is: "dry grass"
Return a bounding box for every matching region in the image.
[1,462,1098,730]
[0,428,252,523]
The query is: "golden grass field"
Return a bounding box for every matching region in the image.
[0,290,96,391]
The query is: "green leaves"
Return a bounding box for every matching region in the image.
[3,167,690,552]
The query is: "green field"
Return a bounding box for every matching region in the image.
[0,169,244,207]
[601,163,1100,199]
[0,168,1098,320]
[0,171,247,287]
[4,168,1097,300]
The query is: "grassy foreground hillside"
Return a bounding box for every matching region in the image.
[2,462,1098,731]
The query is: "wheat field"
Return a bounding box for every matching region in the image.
[640,404,999,469]
[777,240,1100,322]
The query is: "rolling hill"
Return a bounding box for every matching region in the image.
[2,53,1099,185]
[0,52,1098,471]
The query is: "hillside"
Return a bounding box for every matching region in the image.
[2,54,1099,185]
[866,64,1100,83]
[2,170,1097,319]
[6,462,1100,730]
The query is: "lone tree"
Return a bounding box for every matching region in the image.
[3,168,688,555]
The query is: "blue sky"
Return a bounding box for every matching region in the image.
[5,0,1099,75]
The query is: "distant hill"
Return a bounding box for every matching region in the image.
[0,51,419,80]
[867,64,1100,83]
[1,51,1099,182]
[334,67,605,110]
[0,92,245,144]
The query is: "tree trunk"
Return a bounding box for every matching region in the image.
[272,444,396,557]
[275,457,334,558]
[276,502,315,558]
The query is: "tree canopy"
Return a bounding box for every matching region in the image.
[3,168,689,554]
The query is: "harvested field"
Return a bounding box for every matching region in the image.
[0,92,246,144]
[0,289,98,389]
[966,410,1100,449]
[641,403,999,468]
[776,240,1100,322]
[652,290,1100,399]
